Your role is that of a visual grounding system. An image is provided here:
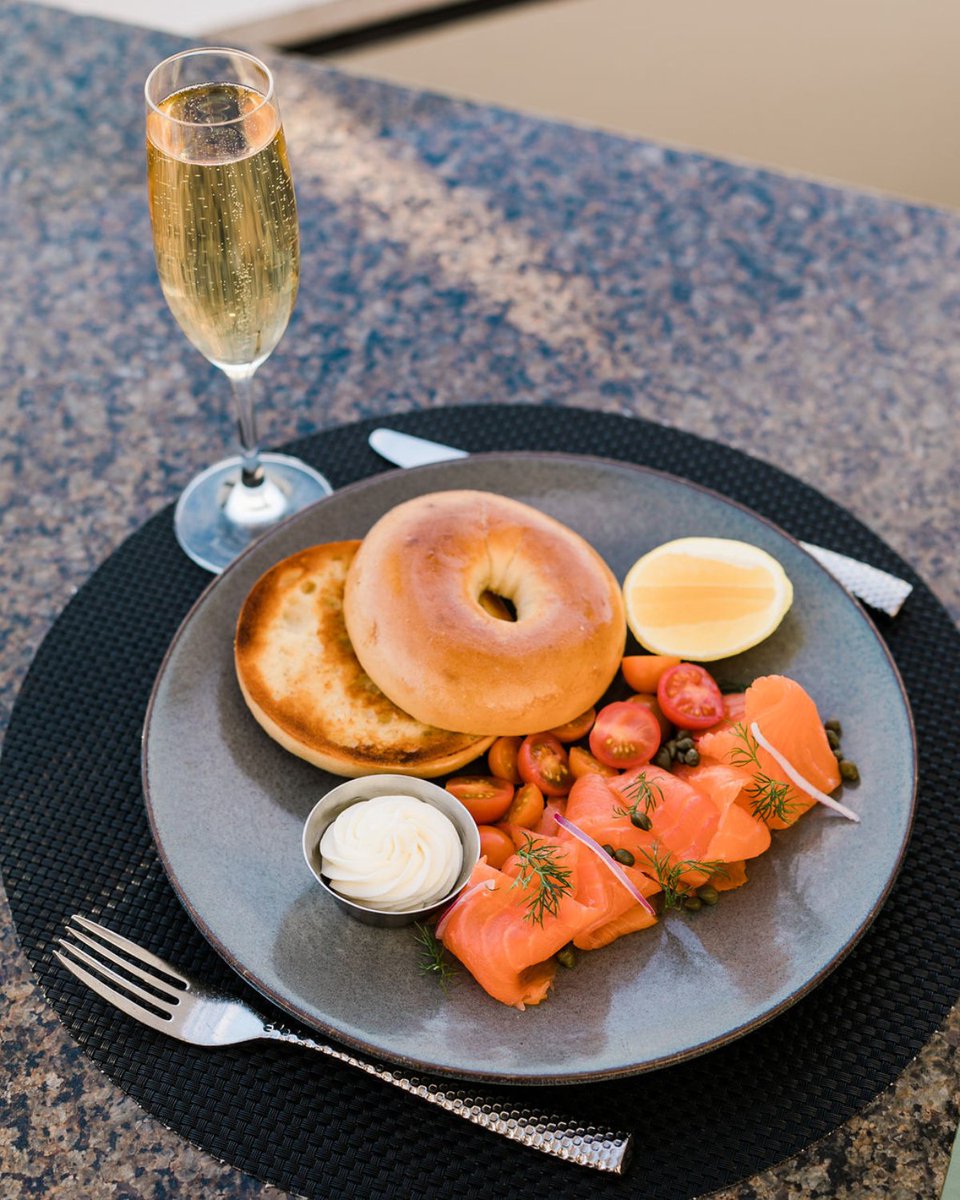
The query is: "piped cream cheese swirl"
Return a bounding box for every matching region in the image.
[319,794,463,911]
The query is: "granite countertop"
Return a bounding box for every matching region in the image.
[2,2,959,1196]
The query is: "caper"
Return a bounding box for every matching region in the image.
[826,729,841,750]
[665,740,678,759]
[676,730,692,739]
[613,848,635,867]
[833,747,844,761]
[825,719,842,735]
[697,884,719,906]
[653,747,673,770]
[682,749,700,766]
[602,843,615,857]
[675,737,695,752]
[840,760,860,783]
[556,946,577,970]
[630,811,653,831]
[682,895,702,912]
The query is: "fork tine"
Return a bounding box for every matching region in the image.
[57,938,182,1014]
[54,949,176,1035]
[70,914,190,987]
[59,931,183,1001]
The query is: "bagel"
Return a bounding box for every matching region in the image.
[343,490,627,736]
[235,540,495,777]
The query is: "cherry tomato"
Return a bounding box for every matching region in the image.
[445,775,515,824]
[517,733,572,797]
[503,782,545,828]
[477,824,515,869]
[568,745,618,779]
[487,735,522,784]
[588,701,661,769]
[546,707,596,743]
[626,692,673,739]
[656,663,725,730]
[621,655,681,693]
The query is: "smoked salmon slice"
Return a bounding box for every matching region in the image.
[440,827,661,1006]
[574,903,658,951]
[673,761,771,862]
[697,675,841,829]
[567,768,719,890]
[746,675,840,809]
[709,859,748,891]
[438,857,596,1009]
[552,829,660,946]
[502,826,660,952]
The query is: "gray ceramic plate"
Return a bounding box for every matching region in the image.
[143,454,916,1084]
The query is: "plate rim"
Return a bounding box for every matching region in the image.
[142,450,918,1084]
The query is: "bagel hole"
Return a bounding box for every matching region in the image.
[479,589,517,622]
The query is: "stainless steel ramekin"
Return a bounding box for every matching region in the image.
[302,773,481,928]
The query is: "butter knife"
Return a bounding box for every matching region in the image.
[367,428,913,617]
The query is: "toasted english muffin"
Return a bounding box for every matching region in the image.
[235,541,494,778]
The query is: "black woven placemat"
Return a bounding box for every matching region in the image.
[2,404,959,1200]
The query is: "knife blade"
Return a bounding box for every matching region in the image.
[369,427,468,466]
[368,427,913,617]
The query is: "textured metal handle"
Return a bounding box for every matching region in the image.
[264,1025,631,1173]
[800,542,913,616]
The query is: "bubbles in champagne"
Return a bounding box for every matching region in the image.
[146,83,300,369]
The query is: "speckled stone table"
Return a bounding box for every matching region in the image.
[2,3,959,1197]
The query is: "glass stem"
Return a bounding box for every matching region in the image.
[224,366,263,488]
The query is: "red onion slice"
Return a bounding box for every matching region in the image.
[554,813,657,916]
[750,721,860,823]
[435,879,496,941]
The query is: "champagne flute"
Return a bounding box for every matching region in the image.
[145,48,331,574]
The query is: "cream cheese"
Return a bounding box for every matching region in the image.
[319,794,463,911]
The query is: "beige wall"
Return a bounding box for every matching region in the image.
[329,0,960,210]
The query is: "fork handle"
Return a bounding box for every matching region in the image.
[261,1024,631,1173]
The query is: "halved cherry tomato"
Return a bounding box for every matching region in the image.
[621,655,681,693]
[626,692,673,739]
[568,745,618,779]
[517,733,572,797]
[546,707,596,743]
[656,663,724,730]
[477,824,515,869]
[588,701,661,769]
[487,735,522,784]
[502,782,545,828]
[445,775,514,824]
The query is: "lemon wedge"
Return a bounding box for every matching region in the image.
[622,537,794,661]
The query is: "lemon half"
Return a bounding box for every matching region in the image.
[623,537,794,661]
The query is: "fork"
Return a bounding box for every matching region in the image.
[55,915,631,1174]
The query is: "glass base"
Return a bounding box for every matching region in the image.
[174,452,333,574]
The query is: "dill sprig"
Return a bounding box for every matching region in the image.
[729,722,797,824]
[413,922,458,993]
[745,774,794,823]
[513,834,574,926]
[612,771,663,826]
[640,843,728,911]
[728,721,761,770]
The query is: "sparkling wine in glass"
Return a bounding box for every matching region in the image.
[145,48,331,573]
